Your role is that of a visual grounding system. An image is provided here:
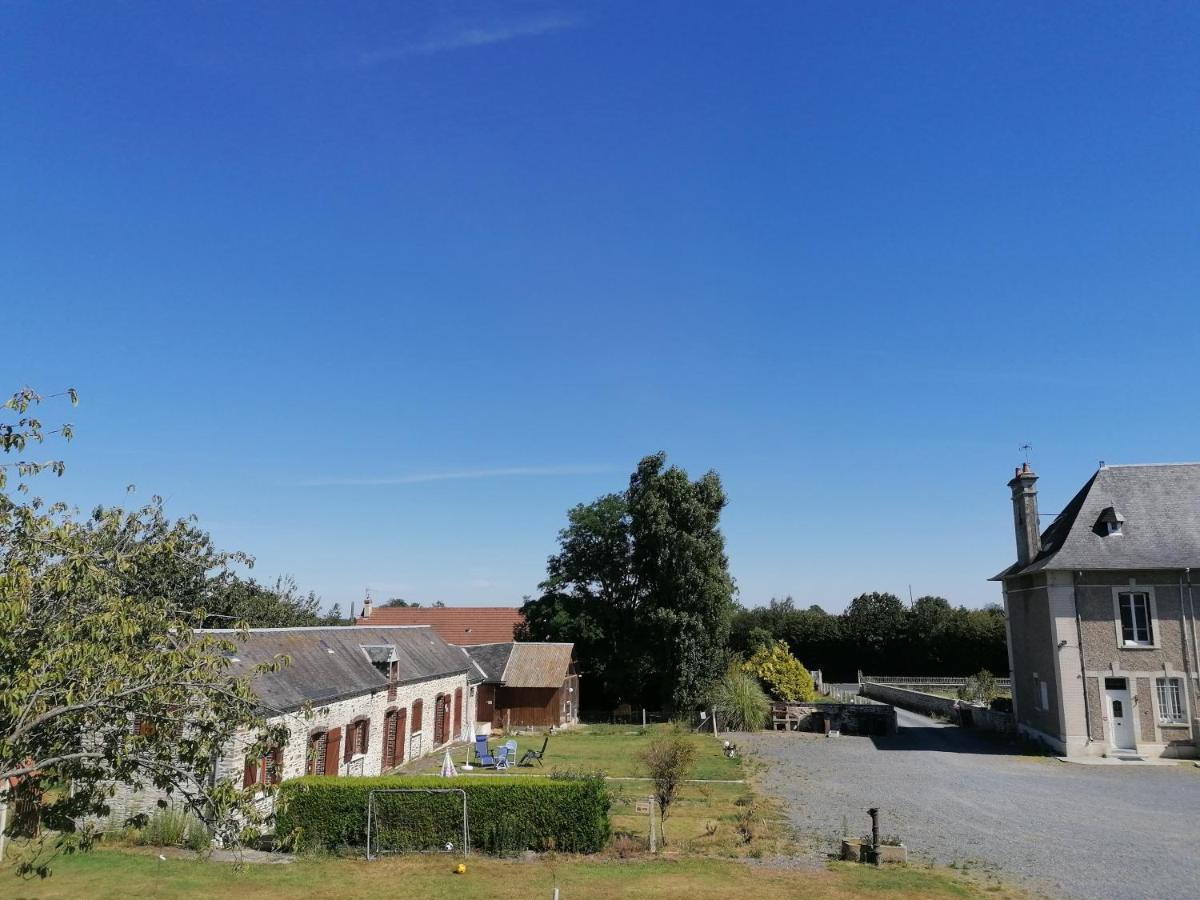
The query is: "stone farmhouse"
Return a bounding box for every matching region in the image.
[994,463,1200,759]
[109,625,481,821]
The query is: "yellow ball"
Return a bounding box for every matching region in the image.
[455,863,467,875]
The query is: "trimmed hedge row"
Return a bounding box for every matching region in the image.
[275,775,611,854]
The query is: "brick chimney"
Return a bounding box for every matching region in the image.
[1008,462,1041,567]
[361,595,373,620]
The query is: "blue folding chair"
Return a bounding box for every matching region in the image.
[474,735,490,762]
[494,745,511,770]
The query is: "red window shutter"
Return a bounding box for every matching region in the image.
[412,699,423,733]
[362,718,370,754]
[243,757,257,788]
[344,723,355,762]
[325,727,342,776]
[272,746,284,784]
[453,688,463,741]
[397,709,408,764]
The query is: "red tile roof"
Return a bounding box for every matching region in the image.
[357,606,524,646]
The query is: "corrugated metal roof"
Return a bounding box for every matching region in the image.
[500,643,573,688]
[201,626,470,712]
[357,607,524,645]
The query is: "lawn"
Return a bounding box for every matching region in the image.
[403,724,770,853]
[3,848,1027,899]
[403,724,743,781]
[2,726,1027,898]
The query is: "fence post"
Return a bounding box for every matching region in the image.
[642,708,646,727]
[0,798,7,863]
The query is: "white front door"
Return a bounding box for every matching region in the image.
[1104,678,1135,751]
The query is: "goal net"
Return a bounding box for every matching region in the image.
[366,789,470,860]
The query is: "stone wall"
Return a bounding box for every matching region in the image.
[101,672,472,828]
[772,701,896,736]
[859,682,1014,734]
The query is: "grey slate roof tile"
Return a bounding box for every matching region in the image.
[1000,464,1200,577]
[200,625,471,712]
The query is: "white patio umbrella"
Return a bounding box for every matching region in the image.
[440,750,458,778]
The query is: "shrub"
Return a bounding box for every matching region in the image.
[275,775,610,855]
[957,669,999,705]
[711,668,770,731]
[640,729,696,845]
[136,808,210,850]
[742,640,815,701]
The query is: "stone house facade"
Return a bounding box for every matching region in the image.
[994,463,1200,759]
[106,625,479,823]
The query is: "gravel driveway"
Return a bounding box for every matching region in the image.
[742,708,1200,900]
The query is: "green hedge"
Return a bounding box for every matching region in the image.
[275,775,611,855]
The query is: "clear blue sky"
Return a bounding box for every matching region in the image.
[4,2,1198,613]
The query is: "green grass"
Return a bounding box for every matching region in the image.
[403,725,762,854]
[404,724,743,781]
[3,848,1028,899]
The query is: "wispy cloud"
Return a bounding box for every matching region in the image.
[301,464,612,487]
[348,14,577,68]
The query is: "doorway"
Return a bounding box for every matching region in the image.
[1104,677,1135,751]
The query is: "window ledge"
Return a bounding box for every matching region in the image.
[1120,643,1160,650]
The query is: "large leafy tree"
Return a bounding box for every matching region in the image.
[205,575,343,629]
[520,453,736,712]
[0,389,286,875]
[627,453,736,711]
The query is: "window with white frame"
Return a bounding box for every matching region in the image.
[1156,677,1186,724]
[1118,592,1154,646]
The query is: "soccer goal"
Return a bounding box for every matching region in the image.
[365,788,470,860]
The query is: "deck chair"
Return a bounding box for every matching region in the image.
[493,745,511,770]
[473,735,491,761]
[476,740,499,768]
[520,735,549,767]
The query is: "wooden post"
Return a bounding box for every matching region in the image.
[0,798,8,863]
[641,708,646,727]
[711,708,718,735]
[648,797,656,853]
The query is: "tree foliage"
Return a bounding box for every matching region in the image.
[0,389,286,876]
[957,669,1000,705]
[0,387,77,491]
[204,575,343,629]
[519,453,736,711]
[640,729,696,844]
[742,640,814,702]
[730,595,1009,681]
[0,496,290,874]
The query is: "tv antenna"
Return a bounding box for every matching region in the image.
[1018,443,1033,464]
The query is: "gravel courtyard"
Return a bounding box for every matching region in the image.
[743,708,1200,900]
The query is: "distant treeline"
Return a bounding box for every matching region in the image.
[731,593,1009,682]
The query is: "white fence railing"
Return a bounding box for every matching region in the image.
[859,674,1012,691]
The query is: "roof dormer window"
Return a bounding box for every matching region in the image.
[1095,506,1124,536]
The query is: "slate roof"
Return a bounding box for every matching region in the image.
[201,625,472,712]
[357,607,524,645]
[996,464,1200,578]
[464,642,514,682]
[463,642,574,688]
